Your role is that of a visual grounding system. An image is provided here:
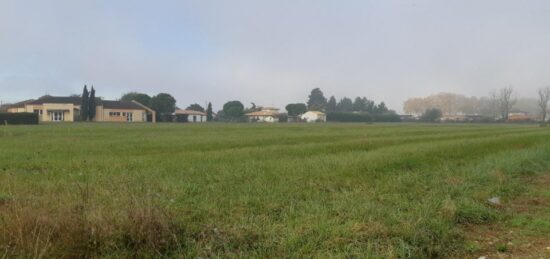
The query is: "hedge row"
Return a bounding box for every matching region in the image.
[0,113,39,125]
[327,112,373,122]
[326,112,401,123]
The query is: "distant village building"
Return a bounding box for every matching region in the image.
[508,112,531,122]
[440,115,488,122]
[300,111,326,123]
[173,109,207,122]
[245,107,280,122]
[7,95,156,123]
[399,114,418,122]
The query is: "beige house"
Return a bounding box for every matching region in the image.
[9,96,156,123]
[6,99,35,113]
[245,107,280,122]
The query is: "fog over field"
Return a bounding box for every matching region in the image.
[2,0,550,111]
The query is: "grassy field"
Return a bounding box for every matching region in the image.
[0,123,549,258]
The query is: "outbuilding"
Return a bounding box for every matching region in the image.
[300,111,326,123]
[173,109,207,122]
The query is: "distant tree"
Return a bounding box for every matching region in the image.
[326,96,337,112]
[81,85,89,121]
[88,86,96,120]
[364,98,375,113]
[150,93,176,121]
[278,113,288,122]
[186,103,205,112]
[498,87,516,121]
[353,97,366,112]
[420,108,443,122]
[222,101,245,119]
[120,92,152,106]
[538,87,550,122]
[307,88,327,111]
[336,97,353,112]
[250,102,258,111]
[206,102,213,121]
[285,103,307,116]
[374,102,389,114]
[244,102,261,113]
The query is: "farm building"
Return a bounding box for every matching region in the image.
[245,107,280,122]
[173,109,207,122]
[8,95,156,123]
[300,111,326,123]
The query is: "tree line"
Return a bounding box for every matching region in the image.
[404,86,550,122]
[114,87,398,123]
[119,92,213,122]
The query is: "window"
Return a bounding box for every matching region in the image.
[33,109,43,116]
[109,112,121,116]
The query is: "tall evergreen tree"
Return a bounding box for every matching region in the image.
[307,88,327,111]
[337,97,354,112]
[353,97,366,112]
[326,96,337,112]
[81,85,89,121]
[206,102,213,121]
[365,98,376,113]
[374,102,389,114]
[88,86,96,120]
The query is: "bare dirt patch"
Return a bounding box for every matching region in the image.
[462,174,550,259]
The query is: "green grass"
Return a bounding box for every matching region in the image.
[1,123,549,258]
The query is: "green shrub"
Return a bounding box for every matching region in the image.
[327,112,373,122]
[0,113,39,125]
[372,112,401,122]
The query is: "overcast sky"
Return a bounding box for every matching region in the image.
[2,0,550,112]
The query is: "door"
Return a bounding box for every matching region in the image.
[127,112,133,122]
[50,111,64,122]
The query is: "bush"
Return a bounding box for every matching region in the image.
[278,113,288,123]
[0,113,39,125]
[420,108,443,122]
[327,112,373,122]
[372,112,402,122]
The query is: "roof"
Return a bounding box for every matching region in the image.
[174,109,207,116]
[259,106,279,111]
[29,96,84,105]
[101,100,145,110]
[5,99,35,108]
[26,96,151,111]
[304,111,326,116]
[246,110,279,116]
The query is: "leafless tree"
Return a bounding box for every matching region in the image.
[537,86,550,122]
[498,87,516,121]
[488,90,500,118]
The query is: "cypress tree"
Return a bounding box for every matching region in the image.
[88,86,96,120]
[81,85,89,121]
[206,102,213,121]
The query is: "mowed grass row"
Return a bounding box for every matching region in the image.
[0,123,549,258]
